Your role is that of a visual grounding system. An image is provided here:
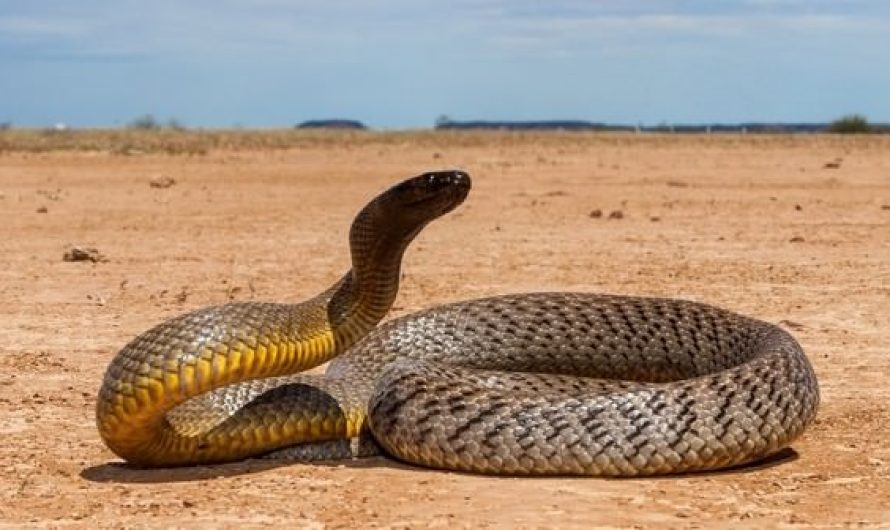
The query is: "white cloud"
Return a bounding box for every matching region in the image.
[0,15,92,39]
[1,1,887,62]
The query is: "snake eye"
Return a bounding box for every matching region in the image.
[382,171,471,217]
[419,170,471,191]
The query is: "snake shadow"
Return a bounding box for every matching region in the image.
[287,447,800,481]
[642,447,800,481]
[374,447,800,481]
[79,456,412,484]
[80,447,798,484]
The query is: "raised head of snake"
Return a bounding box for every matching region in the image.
[344,170,472,315]
[96,170,471,466]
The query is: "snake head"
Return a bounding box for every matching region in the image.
[387,170,472,219]
[349,170,471,270]
[363,170,472,238]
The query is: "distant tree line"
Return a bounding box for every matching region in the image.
[434,116,625,131]
[127,114,186,130]
[433,114,886,134]
[295,119,367,130]
[827,114,872,134]
[1,113,885,134]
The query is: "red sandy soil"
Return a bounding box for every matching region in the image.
[1,132,888,528]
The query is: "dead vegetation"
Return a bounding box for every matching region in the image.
[1,128,889,156]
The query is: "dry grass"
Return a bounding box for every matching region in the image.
[2,128,889,155]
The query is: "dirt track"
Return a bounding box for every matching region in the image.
[1,132,888,528]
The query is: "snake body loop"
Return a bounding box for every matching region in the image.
[97,171,819,474]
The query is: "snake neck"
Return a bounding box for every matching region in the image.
[324,208,422,344]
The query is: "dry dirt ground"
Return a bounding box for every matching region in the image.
[1,132,888,528]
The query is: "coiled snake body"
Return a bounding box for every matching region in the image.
[97,171,819,475]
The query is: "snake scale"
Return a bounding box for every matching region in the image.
[96,170,819,475]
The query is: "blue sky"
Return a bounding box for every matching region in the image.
[2,0,888,128]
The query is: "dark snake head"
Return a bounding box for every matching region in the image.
[385,170,472,221]
[349,170,472,270]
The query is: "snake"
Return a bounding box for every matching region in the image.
[96,170,820,476]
